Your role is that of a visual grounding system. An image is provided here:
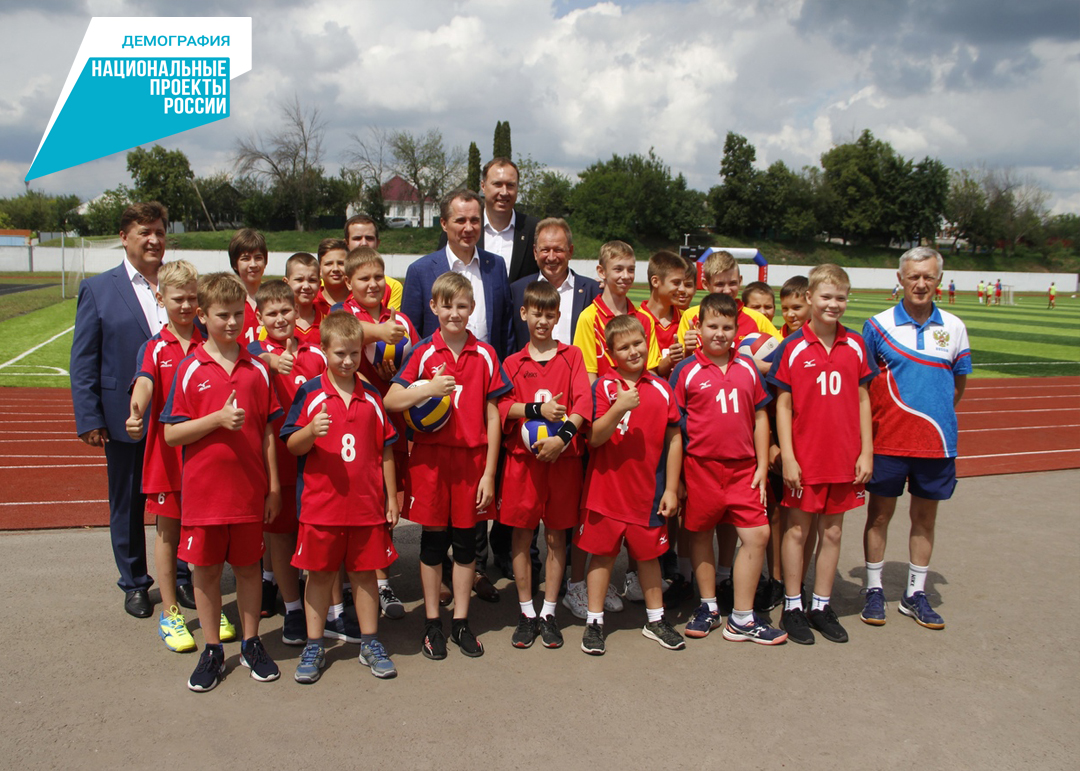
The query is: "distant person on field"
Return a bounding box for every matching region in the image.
[948,278,956,305]
[994,279,1002,306]
[976,280,984,305]
[1048,282,1056,309]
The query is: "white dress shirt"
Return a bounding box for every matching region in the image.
[123,258,167,334]
[483,210,515,274]
[447,249,489,343]
[539,270,576,344]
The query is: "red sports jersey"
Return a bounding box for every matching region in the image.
[573,295,662,377]
[313,289,333,319]
[498,343,592,457]
[281,374,397,527]
[678,301,777,348]
[392,329,511,448]
[160,345,282,526]
[293,305,324,348]
[241,300,260,347]
[337,298,418,394]
[583,371,679,527]
[767,324,876,484]
[639,303,682,359]
[134,326,204,494]
[671,348,770,461]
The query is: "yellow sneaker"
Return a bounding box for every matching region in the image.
[219,612,237,642]
[158,606,196,653]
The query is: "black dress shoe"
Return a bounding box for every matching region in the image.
[472,573,500,603]
[176,583,197,610]
[124,588,153,618]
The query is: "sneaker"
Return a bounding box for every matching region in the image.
[537,614,564,648]
[561,581,588,619]
[722,613,789,645]
[684,603,721,639]
[219,612,236,643]
[260,579,277,618]
[663,575,693,608]
[358,639,398,678]
[511,614,538,649]
[240,636,280,681]
[780,607,815,645]
[450,619,484,657]
[282,609,306,646]
[187,645,225,692]
[324,613,362,644]
[807,604,849,643]
[860,587,887,626]
[378,584,405,620]
[642,618,686,650]
[159,606,196,652]
[581,621,605,655]
[294,642,325,684]
[716,577,734,616]
[899,591,945,630]
[422,619,447,660]
[754,576,784,612]
[622,571,644,602]
[603,583,625,612]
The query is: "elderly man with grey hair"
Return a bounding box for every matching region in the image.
[858,247,973,630]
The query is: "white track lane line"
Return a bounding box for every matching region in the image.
[961,449,1080,460]
[0,499,107,506]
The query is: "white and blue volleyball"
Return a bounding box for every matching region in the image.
[403,379,452,433]
[366,332,412,369]
[521,418,564,455]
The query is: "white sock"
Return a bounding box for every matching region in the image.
[586,611,604,625]
[645,606,664,623]
[677,557,693,581]
[811,593,829,611]
[784,594,803,611]
[284,599,303,613]
[519,601,536,618]
[866,560,884,590]
[262,570,274,583]
[716,565,732,582]
[731,608,754,626]
[907,563,929,597]
[701,596,718,613]
[541,600,558,618]
[377,578,390,589]
[327,602,344,622]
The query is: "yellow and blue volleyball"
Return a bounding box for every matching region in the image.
[366,334,413,370]
[403,379,452,433]
[521,418,564,455]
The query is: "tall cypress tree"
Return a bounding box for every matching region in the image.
[467,142,481,192]
[493,121,512,159]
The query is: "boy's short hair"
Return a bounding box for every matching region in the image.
[431,271,473,305]
[534,217,573,247]
[808,263,851,294]
[439,189,482,221]
[320,310,364,349]
[285,251,318,277]
[254,279,296,312]
[603,314,645,351]
[647,250,686,282]
[701,250,738,280]
[227,228,268,272]
[344,214,379,241]
[742,281,774,304]
[344,246,384,279]
[780,275,809,299]
[157,259,197,289]
[317,238,348,260]
[599,240,634,269]
[120,201,168,233]
[198,272,246,311]
[522,280,560,313]
[699,292,739,321]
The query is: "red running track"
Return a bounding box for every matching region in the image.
[1,380,1078,530]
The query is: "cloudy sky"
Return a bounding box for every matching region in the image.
[2,0,1078,212]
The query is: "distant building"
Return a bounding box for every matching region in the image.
[0,229,31,246]
[346,175,438,227]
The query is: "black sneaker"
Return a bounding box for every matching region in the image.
[807,604,849,643]
[780,607,815,645]
[717,578,734,616]
[324,613,362,644]
[282,609,306,647]
[450,619,484,657]
[422,619,447,660]
[511,614,538,649]
[663,575,693,608]
[537,614,564,648]
[187,645,225,692]
[240,636,280,682]
[754,576,785,612]
[260,579,277,618]
[642,618,686,650]
[581,621,605,655]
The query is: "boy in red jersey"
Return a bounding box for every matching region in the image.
[249,280,328,645]
[768,264,876,645]
[499,281,591,650]
[313,238,349,317]
[673,294,786,645]
[161,273,283,691]
[384,272,511,659]
[282,312,401,683]
[578,315,684,655]
[284,252,323,347]
[641,250,689,378]
[126,260,205,652]
[228,229,268,347]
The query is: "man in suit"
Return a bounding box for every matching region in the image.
[438,157,538,286]
[70,201,192,618]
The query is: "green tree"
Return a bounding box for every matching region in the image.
[126,145,197,225]
[82,186,132,235]
[388,128,465,227]
[710,132,761,236]
[820,129,903,244]
[493,121,512,159]
[467,142,481,192]
[0,190,80,232]
[522,170,574,218]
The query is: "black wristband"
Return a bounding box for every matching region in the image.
[524,403,544,420]
[556,421,578,444]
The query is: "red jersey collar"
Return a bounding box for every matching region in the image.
[159,325,203,345]
[343,296,391,323]
[318,371,368,401]
[433,328,478,353]
[800,321,849,347]
[193,341,256,367]
[594,295,637,322]
[692,346,737,369]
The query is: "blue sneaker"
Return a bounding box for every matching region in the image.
[358,639,398,679]
[685,603,721,639]
[240,636,280,682]
[294,642,325,684]
[722,613,789,645]
[324,613,362,643]
[860,588,887,626]
[899,591,945,629]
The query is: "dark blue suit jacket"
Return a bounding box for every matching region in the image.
[401,247,515,360]
[509,270,601,354]
[70,262,155,442]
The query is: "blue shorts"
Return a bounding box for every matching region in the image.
[866,455,957,501]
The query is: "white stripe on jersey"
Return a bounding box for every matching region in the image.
[151,339,168,366]
[641,377,670,404]
[733,357,757,377]
[477,346,495,379]
[180,359,204,392]
[306,391,329,416]
[362,391,386,427]
[251,357,270,387]
[418,347,438,376]
[786,339,811,368]
[683,362,705,388]
[843,337,864,362]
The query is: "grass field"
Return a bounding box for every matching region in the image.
[0,284,1077,389]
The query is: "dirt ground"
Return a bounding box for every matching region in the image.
[1,469,1077,770]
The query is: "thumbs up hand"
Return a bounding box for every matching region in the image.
[220,390,245,431]
[277,338,297,375]
[125,401,145,440]
[311,403,331,437]
[540,392,566,421]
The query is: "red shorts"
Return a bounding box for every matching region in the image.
[146,490,181,520]
[498,452,582,530]
[264,485,299,535]
[781,482,866,515]
[292,522,398,573]
[684,456,768,530]
[404,443,490,528]
[576,510,668,561]
[178,522,264,567]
